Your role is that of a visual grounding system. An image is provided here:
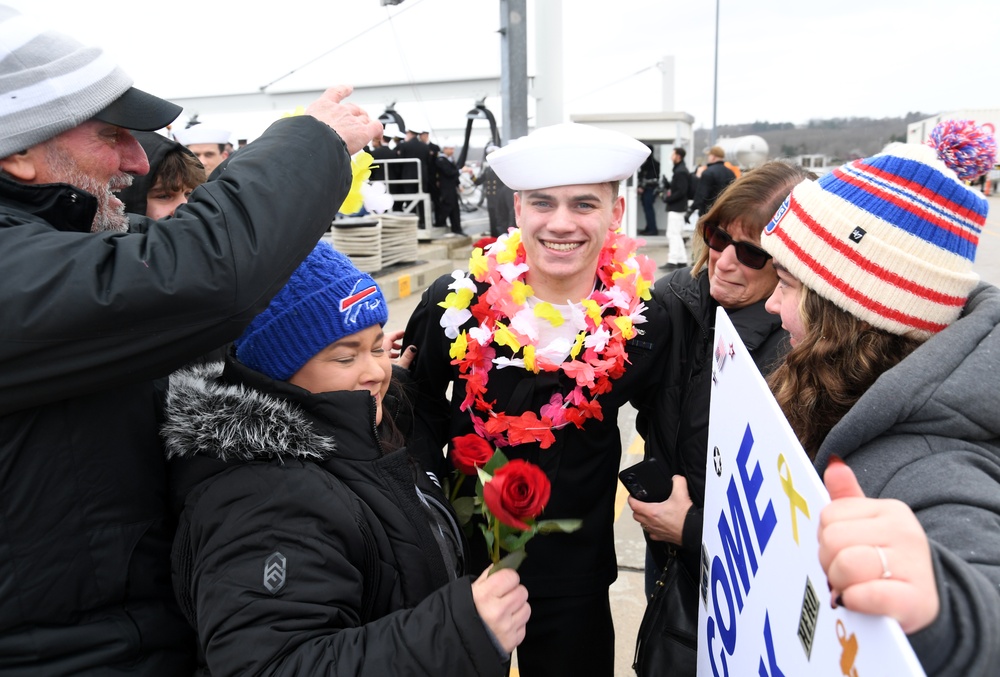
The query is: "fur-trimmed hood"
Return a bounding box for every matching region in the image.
[162,362,337,463]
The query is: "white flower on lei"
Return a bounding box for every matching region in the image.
[493,356,526,370]
[565,300,592,332]
[628,301,649,326]
[604,285,632,311]
[509,307,540,342]
[448,270,478,293]
[583,326,613,352]
[360,181,394,214]
[496,261,530,283]
[468,321,494,346]
[535,336,575,365]
[440,307,472,340]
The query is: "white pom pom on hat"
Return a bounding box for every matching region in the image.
[486,123,650,191]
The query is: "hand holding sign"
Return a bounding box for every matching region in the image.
[819,457,940,634]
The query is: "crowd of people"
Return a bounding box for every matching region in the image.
[1,4,998,677]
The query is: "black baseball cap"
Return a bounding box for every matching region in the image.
[92,86,182,131]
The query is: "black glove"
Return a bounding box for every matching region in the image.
[684,210,692,224]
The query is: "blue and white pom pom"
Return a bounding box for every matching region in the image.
[926,119,997,182]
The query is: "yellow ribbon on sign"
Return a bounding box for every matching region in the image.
[777,453,810,545]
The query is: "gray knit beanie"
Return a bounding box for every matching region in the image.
[0,5,181,158]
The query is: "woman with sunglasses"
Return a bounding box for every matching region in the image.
[761,125,999,677]
[630,161,815,674]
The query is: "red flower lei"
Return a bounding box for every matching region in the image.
[438,229,656,449]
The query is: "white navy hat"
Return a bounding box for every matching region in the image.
[487,123,650,191]
[174,126,231,146]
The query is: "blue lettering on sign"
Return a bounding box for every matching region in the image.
[758,612,786,677]
[737,425,777,553]
[705,422,779,673]
[719,478,756,612]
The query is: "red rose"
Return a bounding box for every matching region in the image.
[483,459,552,530]
[450,434,494,476]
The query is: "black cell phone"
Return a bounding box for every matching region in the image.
[619,458,673,503]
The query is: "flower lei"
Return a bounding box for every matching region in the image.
[338,151,394,215]
[439,228,656,449]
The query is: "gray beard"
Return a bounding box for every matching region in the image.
[43,144,133,233]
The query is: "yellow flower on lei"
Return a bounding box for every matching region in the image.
[570,331,585,359]
[469,247,490,279]
[523,344,537,373]
[493,322,521,352]
[581,298,603,327]
[496,230,521,264]
[439,286,475,311]
[533,301,563,327]
[613,316,636,340]
[450,331,469,360]
[510,280,533,306]
[339,151,374,214]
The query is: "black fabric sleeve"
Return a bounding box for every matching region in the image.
[401,275,458,480]
[0,116,350,414]
[180,463,504,677]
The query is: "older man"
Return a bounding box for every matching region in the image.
[0,6,381,674]
[403,123,668,677]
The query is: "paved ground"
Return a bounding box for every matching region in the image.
[375,193,1000,677]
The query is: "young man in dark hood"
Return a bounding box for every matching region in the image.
[117,131,205,220]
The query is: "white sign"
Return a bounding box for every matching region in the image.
[697,307,925,677]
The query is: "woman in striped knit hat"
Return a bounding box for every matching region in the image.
[762,120,999,677]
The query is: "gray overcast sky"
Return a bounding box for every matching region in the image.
[7,0,1000,141]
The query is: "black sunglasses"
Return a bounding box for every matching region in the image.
[702,222,773,270]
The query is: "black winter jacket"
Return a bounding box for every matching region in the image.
[690,160,736,216]
[164,360,506,677]
[636,268,786,576]
[664,161,691,213]
[0,116,351,675]
[403,273,670,597]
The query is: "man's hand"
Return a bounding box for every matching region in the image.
[305,85,383,155]
[819,457,939,634]
[471,567,530,654]
[683,210,693,224]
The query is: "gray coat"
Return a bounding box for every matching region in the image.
[814,282,1000,677]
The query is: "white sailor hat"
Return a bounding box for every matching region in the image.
[487,123,650,191]
[174,126,231,146]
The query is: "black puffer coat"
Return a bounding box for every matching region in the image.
[637,267,787,576]
[164,359,506,677]
[0,116,351,675]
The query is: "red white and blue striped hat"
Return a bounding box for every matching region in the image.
[762,120,995,338]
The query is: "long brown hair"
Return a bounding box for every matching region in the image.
[767,286,925,457]
[691,160,817,276]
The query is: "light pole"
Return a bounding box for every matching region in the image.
[711,0,719,146]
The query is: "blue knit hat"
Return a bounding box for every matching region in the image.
[235,242,388,380]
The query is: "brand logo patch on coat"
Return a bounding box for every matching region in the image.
[264,551,286,594]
